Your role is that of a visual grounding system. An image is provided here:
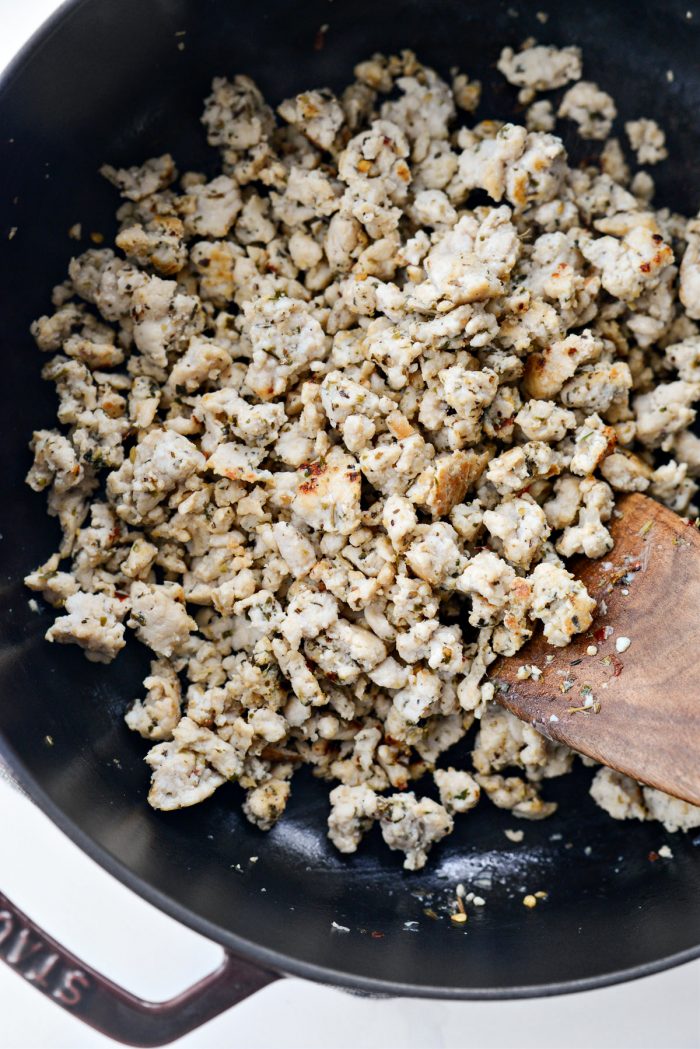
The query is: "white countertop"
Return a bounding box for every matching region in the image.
[1,4,699,1047]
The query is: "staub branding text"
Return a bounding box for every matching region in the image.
[0,904,90,1007]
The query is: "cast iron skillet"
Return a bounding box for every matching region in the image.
[1,0,700,1043]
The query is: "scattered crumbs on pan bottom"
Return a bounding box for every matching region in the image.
[321,828,684,936]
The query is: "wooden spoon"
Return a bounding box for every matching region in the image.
[490,492,700,806]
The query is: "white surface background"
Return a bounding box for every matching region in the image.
[1,3,699,1047]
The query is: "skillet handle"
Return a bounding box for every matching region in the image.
[0,890,280,1047]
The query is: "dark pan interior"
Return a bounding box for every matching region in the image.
[1,0,699,996]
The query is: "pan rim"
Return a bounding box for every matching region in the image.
[1,0,699,1003]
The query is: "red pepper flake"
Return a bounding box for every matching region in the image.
[371,930,384,939]
[495,415,516,431]
[611,655,624,677]
[594,626,607,643]
[313,23,329,50]
[301,460,326,478]
[115,592,128,601]
[648,850,660,862]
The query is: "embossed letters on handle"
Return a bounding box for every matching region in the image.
[0,891,279,1046]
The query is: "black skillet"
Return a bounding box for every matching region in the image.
[1,0,699,1044]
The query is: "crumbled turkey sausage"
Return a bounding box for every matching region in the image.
[625,119,668,166]
[25,45,700,867]
[558,82,617,140]
[497,44,582,94]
